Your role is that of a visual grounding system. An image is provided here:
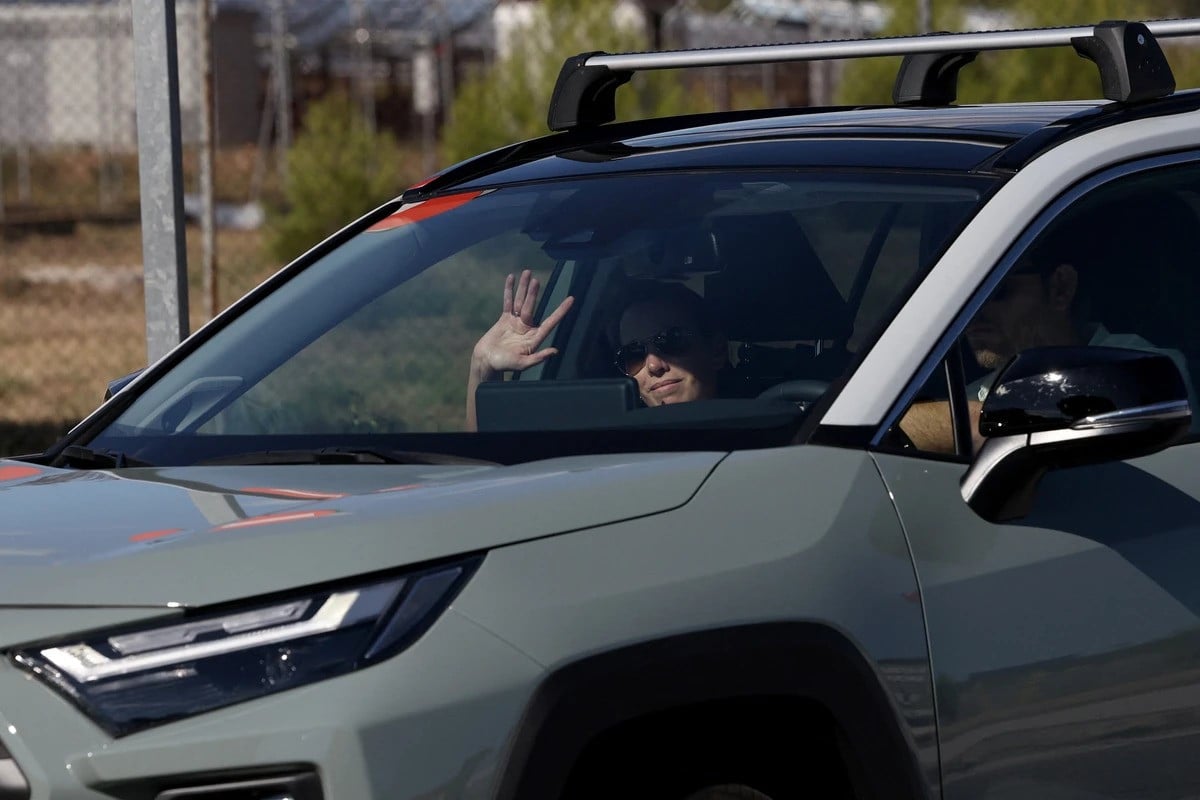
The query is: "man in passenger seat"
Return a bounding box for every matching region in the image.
[899,248,1198,453]
[465,272,727,430]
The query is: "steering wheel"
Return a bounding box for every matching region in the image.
[756,379,829,411]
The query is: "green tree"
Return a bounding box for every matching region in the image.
[266,91,407,263]
[837,1,1200,105]
[440,0,707,164]
[835,0,966,105]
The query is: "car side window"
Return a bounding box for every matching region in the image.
[891,161,1200,457]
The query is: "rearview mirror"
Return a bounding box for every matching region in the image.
[960,346,1190,522]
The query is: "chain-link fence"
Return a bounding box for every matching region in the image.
[0,0,463,453]
[0,0,865,456]
[1,1,145,452]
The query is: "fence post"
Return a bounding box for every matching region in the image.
[198,0,218,319]
[130,0,190,363]
[270,0,292,187]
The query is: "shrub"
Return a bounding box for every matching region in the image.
[265,92,409,264]
[441,0,707,164]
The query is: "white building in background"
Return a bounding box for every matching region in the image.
[493,0,649,62]
[0,0,257,149]
[0,0,1019,150]
[1,2,134,148]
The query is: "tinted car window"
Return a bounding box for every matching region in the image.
[894,160,1200,456]
[87,170,992,465]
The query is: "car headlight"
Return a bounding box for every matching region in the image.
[11,557,479,737]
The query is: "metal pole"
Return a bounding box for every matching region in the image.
[198,0,218,319]
[94,0,110,209]
[917,0,932,34]
[807,18,825,106]
[351,0,376,136]
[249,65,276,203]
[270,0,292,186]
[13,47,31,204]
[422,103,436,176]
[131,0,190,362]
[413,41,437,175]
[436,0,454,125]
[0,60,6,222]
[14,0,30,204]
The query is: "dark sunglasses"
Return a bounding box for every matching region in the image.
[614,327,697,376]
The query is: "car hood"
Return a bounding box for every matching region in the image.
[0,451,724,608]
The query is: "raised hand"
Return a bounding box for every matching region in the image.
[472,270,574,377]
[466,270,573,430]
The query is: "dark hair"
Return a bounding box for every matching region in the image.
[618,281,719,341]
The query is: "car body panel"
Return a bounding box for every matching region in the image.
[448,102,1106,194]
[0,452,723,607]
[456,444,939,795]
[621,103,1103,139]
[0,608,541,799]
[874,441,1200,799]
[451,137,1009,189]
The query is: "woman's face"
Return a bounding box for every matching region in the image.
[619,299,725,406]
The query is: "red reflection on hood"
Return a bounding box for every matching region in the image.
[0,465,42,482]
[130,527,184,543]
[366,190,486,232]
[240,487,347,501]
[213,509,338,531]
[373,483,424,494]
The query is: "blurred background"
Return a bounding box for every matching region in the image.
[3,0,1200,454]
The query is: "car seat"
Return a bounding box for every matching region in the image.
[702,212,853,396]
[1052,189,1200,395]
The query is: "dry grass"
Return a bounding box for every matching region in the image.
[0,142,419,454]
[0,220,277,440]
[0,282,145,421]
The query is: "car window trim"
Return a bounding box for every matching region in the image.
[868,148,1200,453]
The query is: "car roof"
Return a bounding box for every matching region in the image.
[409,15,1200,201]
[623,102,1105,142]
[411,92,1200,199]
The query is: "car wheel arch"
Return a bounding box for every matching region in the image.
[493,622,928,800]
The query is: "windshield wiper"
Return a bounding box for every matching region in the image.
[195,447,498,467]
[56,445,155,469]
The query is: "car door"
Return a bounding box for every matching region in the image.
[873,156,1200,800]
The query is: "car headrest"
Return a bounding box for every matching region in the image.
[703,213,850,342]
[1038,191,1199,348]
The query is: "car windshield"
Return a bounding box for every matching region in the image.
[84,169,993,466]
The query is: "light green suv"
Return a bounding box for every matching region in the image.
[4,19,1200,800]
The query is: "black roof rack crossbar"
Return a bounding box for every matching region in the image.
[549,18,1200,130]
[895,20,1176,105]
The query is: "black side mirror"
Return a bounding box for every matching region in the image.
[961,346,1190,522]
[104,368,144,401]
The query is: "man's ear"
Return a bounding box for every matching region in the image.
[1047,263,1078,310]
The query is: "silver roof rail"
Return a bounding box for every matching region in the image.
[548,18,1200,132]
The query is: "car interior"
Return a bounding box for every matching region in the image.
[476,194,955,432]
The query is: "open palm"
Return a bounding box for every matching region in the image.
[474,270,574,375]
